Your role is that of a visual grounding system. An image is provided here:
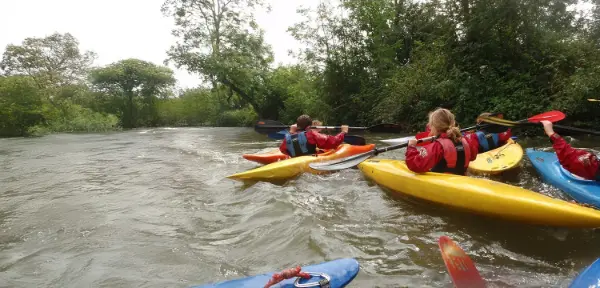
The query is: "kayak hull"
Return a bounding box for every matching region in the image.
[468,138,523,174]
[569,258,600,288]
[190,258,360,288]
[243,149,290,165]
[228,144,375,181]
[526,148,600,208]
[358,158,600,228]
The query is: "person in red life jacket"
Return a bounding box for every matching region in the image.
[462,112,513,153]
[406,108,478,175]
[279,115,348,157]
[540,120,600,180]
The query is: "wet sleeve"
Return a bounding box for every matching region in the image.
[550,133,600,179]
[497,129,512,144]
[405,142,443,173]
[307,130,345,149]
[463,133,480,158]
[279,140,289,155]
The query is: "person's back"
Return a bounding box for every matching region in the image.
[405,108,478,175]
[541,120,600,181]
[279,115,348,157]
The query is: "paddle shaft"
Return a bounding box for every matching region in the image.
[554,124,600,136]
[373,123,485,155]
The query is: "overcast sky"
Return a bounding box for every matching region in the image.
[0,0,321,89]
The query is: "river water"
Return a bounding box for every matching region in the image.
[1,127,600,287]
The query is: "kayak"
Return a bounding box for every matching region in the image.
[357,158,600,228]
[569,258,600,288]
[468,138,523,174]
[243,148,333,165]
[228,144,375,181]
[190,258,360,288]
[526,148,600,208]
[243,149,290,165]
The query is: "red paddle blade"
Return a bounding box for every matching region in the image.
[527,110,565,123]
[438,236,486,288]
[415,131,430,146]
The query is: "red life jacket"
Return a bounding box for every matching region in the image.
[431,137,472,175]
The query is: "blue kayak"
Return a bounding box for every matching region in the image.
[190,258,360,288]
[569,258,600,288]
[526,148,600,208]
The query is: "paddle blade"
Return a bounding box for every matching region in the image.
[309,150,376,171]
[588,98,600,102]
[267,130,289,140]
[438,236,486,288]
[526,110,565,123]
[255,120,288,134]
[366,123,404,133]
[343,135,367,146]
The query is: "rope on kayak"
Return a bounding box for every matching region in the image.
[492,142,513,159]
[263,266,310,288]
[294,272,331,288]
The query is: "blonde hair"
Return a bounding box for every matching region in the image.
[312,120,323,126]
[428,108,462,142]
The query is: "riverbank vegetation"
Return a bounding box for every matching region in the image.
[2,0,600,137]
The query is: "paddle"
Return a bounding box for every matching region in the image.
[309,111,566,171]
[438,236,487,288]
[266,130,368,146]
[478,112,600,136]
[254,120,403,134]
[588,99,600,102]
[476,110,565,127]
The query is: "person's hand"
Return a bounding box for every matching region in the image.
[290,124,297,133]
[540,120,554,137]
[341,125,349,134]
[408,139,418,146]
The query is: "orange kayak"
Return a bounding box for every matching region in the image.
[242,148,335,165]
[229,144,375,181]
[243,149,290,165]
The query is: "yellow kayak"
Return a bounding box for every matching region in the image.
[358,159,600,228]
[468,138,523,174]
[228,144,375,181]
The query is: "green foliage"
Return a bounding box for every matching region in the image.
[89,58,176,128]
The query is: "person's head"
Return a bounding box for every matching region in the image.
[312,120,323,132]
[296,114,313,131]
[477,112,503,124]
[428,108,461,142]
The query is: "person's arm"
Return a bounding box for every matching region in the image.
[497,128,512,144]
[405,141,443,173]
[306,125,348,149]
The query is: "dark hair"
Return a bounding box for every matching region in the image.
[296,114,312,130]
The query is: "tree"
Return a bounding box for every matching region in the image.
[161,0,281,118]
[89,59,176,128]
[0,32,96,88]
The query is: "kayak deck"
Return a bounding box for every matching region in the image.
[358,158,600,228]
[468,138,523,174]
[228,144,375,181]
[190,258,360,288]
[526,148,600,208]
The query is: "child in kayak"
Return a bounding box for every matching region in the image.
[462,112,513,153]
[279,115,348,157]
[406,108,478,175]
[540,120,600,180]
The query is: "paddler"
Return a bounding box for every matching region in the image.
[540,120,600,181]
[406,108,478,175]
[279,115,348,157]
[462,112,513,153]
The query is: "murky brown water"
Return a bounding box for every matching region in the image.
[1,128,600,287]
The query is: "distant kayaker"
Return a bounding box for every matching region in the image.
[406,108,478,175]
[463,112,513,153]
[279,115,348,157]
[540,120,600,180]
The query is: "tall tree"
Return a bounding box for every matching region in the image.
[0,32,96,88]
[161,0,280,118]
[89,59,176,128]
